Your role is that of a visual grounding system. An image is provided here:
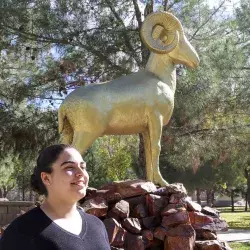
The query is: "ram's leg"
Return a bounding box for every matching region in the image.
[148,112,168,186]
[142,131,153,182]
[72,131,99,155]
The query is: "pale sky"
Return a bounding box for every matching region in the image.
[138,0,240,17]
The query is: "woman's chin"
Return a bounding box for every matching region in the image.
[75,189,86,199]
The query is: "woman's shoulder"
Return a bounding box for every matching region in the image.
[3,206,43,235]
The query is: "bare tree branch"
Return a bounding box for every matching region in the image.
[172,123,250,137]
[132,0,143,29]
[167,0,181,11]
[164,0,169,11]
[190,0,226,41]
[104,0,142,67]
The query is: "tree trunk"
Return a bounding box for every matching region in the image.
[138,133,146,179]
[29,189,33,201]
[245,192,248,212]
[231,190,234,212]
[22,175,25,201]
[141,1,153,66]
[247,175,250,208]
[244,167,250,208]
[211,190,215,207]
[0,188,3,198]
[2,185,8,198]
[163,0,169,11]
[206,189,213,207]
[196,188,201,205]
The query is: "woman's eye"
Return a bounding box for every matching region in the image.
[65,166,74,171]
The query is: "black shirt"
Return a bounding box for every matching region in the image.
[0,207,110,250]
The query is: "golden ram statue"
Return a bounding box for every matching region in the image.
[58,12,200,186]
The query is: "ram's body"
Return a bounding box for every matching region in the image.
[59,71,174,135]
[58,12,199,186]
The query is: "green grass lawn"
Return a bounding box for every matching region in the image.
[229,242,250,250]
[216,207,250,230]
[215,207,250,249]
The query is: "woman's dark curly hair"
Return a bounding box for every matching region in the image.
[30,144,74,196]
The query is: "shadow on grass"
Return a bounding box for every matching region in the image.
[227,216,250,230]
[216,207,248,213]
[229,241,250,250]
[220,210,249,214]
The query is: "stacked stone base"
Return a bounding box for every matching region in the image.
[80,180,231,250]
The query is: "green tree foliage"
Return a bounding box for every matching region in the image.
[0,152,17,197]
[85,135,138,188]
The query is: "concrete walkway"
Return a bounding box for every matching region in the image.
[217,229,250,242]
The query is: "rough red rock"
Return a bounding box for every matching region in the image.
[194,240,225,250]
[154,226,168,241]
[189,212,214,227]
[81,197,108,217]
[101,179,157,199]
[122,218,141,234]
[141,230,154,249]
[161,203,186,216]
[112,200,130,219]
[186,199,202,212]
[124,233,145,250]
[169,193,186,204]
[193,217,228,232]
[106,192,122,204]
[165,236,195,250]
[196,230,217,240]
[141,216,161,229]
[131,204,148,218]
[141,229,154,241]
[84,189,122,204]
[166,224,196,237]
[202,217,228,232]
[213,218,228,231]
[0,227,4,237]
[103,218,120,244]
[146,194,166,216]
[112,227,127,248]
[154,183,187,196]
[146,238,163,249]
[125,195,146,208]
[161,207,179,216]
[201,207,220,217]
[162,211,190,227]
[84,187,97,197]
[107,210,121,222]
[164,225,196,250]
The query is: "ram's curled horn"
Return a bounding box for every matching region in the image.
[140,12,183,54]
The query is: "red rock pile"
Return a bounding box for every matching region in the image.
[80,180,231,250]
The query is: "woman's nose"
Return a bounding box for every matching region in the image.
[76,167,84,176]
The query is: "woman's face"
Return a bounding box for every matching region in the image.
[42,148,89,203]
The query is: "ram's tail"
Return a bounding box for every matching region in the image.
[58,105,73,144]
[58,104,65,134]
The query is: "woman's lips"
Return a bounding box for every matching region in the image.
[71,181,85,187]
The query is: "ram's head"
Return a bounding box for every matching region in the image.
[140,11,200,68]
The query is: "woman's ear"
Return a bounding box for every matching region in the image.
[41,172,51,186]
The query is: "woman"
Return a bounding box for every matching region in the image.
[0,144,110,250]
